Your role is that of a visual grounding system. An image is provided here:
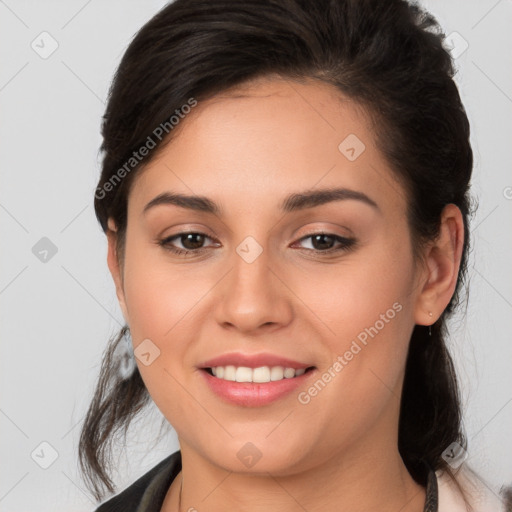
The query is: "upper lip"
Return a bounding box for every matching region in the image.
[198,352,314,370]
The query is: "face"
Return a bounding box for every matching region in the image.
[108,77,431,475]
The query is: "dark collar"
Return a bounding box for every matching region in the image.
[94,451,182,512]
[95,451,438,512]
[423,464,439,512]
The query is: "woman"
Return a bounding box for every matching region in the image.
[79,0,507,510]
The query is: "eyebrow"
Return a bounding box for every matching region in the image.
[142,187,380,216]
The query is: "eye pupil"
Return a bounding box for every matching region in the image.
[312,234,334,250]
[182,233,204,249]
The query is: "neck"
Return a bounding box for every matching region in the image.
[164,434,426,512]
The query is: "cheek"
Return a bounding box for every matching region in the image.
[292,235,413,347]
[292,239,414,411]
[122,237,208,338]
[120,242,219,395]
[120,247,208,419]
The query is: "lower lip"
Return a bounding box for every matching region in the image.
[199,368,316,407]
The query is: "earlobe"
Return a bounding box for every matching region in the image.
[106,217,130,324]
[414,204,464,326]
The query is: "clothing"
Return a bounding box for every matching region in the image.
[94,450,504,512]
[95,452,182,512]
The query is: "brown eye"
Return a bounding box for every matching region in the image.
[177,233,206,250]
[294,233,356,253]
[159,231,218,255]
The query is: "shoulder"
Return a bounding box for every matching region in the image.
[436,466,507,512]
[94,450,182,512]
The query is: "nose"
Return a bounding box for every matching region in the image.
[214,242,294,334]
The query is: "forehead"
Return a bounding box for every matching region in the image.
[129,77,406,218]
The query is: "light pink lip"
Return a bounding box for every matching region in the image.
[198,352,315,370]
[199,366,317,407]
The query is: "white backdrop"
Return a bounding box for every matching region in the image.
[1,1,511,510]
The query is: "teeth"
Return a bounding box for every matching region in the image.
[209,365,307,383]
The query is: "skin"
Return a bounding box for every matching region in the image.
[106,76,464,512]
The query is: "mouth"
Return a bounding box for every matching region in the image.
[201,365,317,383]
[199,364,318,407]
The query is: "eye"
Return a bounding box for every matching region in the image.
[293,232,356,253]
[158,231,357,257]
[158,231,219,256]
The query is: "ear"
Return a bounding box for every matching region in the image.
[414,203,465,326]
[106,217,130,324]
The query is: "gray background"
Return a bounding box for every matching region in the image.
[1,0,511,510]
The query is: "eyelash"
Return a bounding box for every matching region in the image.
[157,231,357,257]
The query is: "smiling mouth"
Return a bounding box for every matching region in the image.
[202,365,316,383]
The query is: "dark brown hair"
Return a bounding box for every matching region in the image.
[81,0,475,503]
